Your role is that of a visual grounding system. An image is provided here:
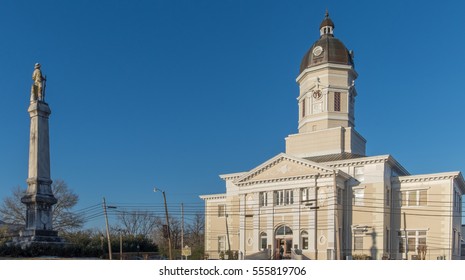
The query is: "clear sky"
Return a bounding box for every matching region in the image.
[0,0,464,228]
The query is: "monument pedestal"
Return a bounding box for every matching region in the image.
[12,229,64,249]
[13,99,65,247]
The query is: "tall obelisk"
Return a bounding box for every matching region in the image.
[19,63,61,244]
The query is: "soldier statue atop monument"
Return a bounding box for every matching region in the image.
[30,63,46,102]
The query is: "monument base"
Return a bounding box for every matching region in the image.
[11,229,65,249]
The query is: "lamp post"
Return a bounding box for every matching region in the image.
[154,187,173,260]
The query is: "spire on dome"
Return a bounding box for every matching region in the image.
[319,10,334,36]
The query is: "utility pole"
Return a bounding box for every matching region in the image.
[225,211,231,257]
[102,197,112,260]
[162,191,172,260]
[154,187,173,260]
[181,203,184,260]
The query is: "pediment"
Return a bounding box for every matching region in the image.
[234,153,337,186]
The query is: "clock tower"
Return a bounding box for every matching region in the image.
[285,11,366,159]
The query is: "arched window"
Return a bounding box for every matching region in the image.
[276,225,293,236]
[260,232,267,250]
[301,231,309,250]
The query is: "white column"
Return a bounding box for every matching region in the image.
[239,194,246,256]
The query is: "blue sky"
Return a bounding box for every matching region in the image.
[0,0,464,228]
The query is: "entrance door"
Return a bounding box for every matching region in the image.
[275,225,293,259]
[275,238,293,259]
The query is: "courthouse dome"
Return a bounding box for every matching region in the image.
[300,11,354,73]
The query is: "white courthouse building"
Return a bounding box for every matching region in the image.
[200,12,464,260]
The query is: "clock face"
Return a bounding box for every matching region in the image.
[312,46,323,56]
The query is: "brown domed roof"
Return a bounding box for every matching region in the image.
[319,10,334,29]
[299,12,354,73]
[299,36,354,73]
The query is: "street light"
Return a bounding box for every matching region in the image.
[154,187,173,260]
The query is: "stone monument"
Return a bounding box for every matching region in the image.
[16,63,63,246]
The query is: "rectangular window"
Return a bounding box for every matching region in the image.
[301,188,309,202]
[408,191,417,206]
[454,191,458,212]
[419,190,427,206]
[407,237,416,252]
[302,237,309,250]
[275,190,284,206]
[260,234,267,250]
[218,204,225,217]
[395,191,400,207]
[275,190,294,206]
[398,230,427,254]
[334,92,341,111]
[259,192,268,207]
[401,190,427,207]
[398,237,405,253]
[386,188,391,207]
[354,236,363,251]
[459,193,461,212]
[386,229,390,252]
[218,236,226,253]
[453,190,462,212]
[337,188,343,205]
[456,232,461,255]
[285,190,294,205]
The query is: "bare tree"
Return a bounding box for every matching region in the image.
[185,212,204,259]
[116,210,159,237]
[186,212,204,246]
[51,180,84,232]
[151,215,182,257]
[0,179,84,233]
[0,186,25,225]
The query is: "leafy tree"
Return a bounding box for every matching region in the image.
[0,179,84,233]
[61,229,158,259]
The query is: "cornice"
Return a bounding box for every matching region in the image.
[234,153,335,186]
[325,154,409,175]
[219,172,246,181]
[393,172,463,184]
[326,155,390,168]
[236,172,336,187]
[199,193,226,201]
[296,63,358,83]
